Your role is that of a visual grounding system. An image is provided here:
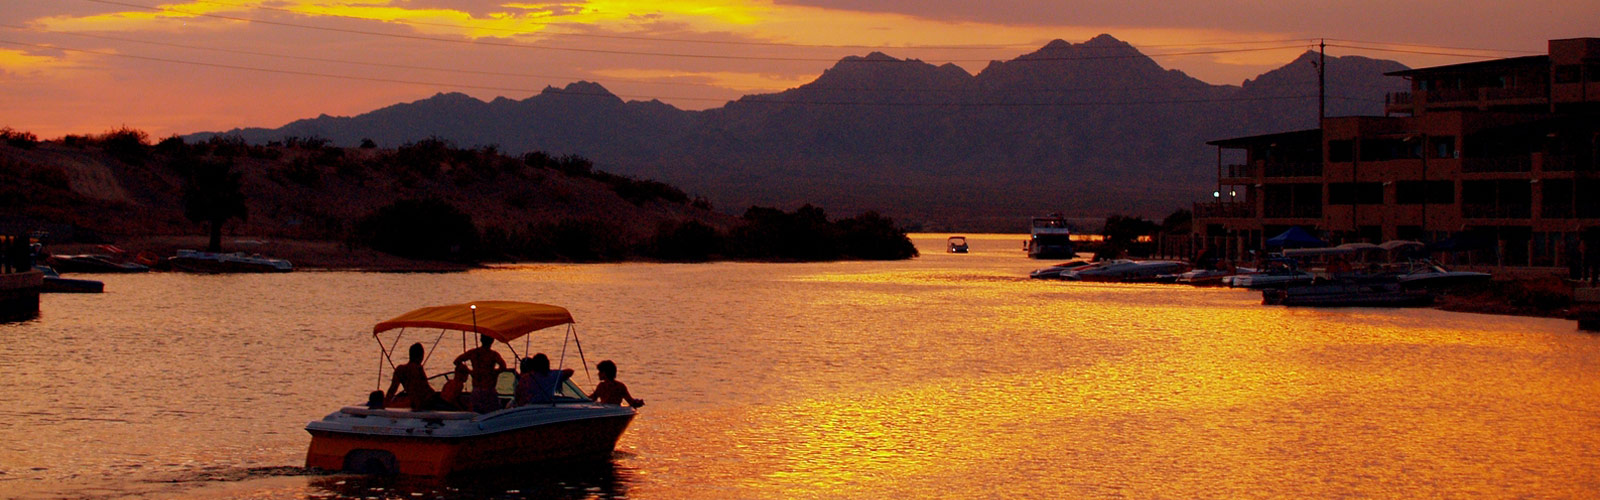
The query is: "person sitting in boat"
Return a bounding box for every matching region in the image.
[453,334,507,413]
[514,353,573,406]
[438,364,470,411]
[385,343,443,411]
[588,360,644,408]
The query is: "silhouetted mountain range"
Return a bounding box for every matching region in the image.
[192,34,1409,230]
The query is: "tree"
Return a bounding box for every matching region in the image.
[182,159,248,252]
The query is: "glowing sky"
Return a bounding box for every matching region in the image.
[1,0,1594,137]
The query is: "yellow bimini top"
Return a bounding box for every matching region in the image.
[372,301,575,343]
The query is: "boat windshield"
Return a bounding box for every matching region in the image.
[948,237,966,244]
[493,371,592,401]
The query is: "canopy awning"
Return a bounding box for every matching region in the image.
[372,301,575,343]
[1266,227,1327,249]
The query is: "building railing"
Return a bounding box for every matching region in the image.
[1223,164,1257,179]
[1542,154,1578,172]
[1485,85,1548,100]
[1462,157,1532,173]
[1193,201,1253,219]
[1387,92,1412,106]
[1263,162,1322,177]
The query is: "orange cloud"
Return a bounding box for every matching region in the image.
[0,48,98,77]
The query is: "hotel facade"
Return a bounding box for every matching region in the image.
[1195,38,1600,269]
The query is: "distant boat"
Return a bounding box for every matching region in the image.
[1263,281,1433,307]
[1229,259,1314,289]
[44,254,149,274]
[165,249,292,273]
[1025,214,1075,259]
[946,236,969,253]
[33,266,104,293]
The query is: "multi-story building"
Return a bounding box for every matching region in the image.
[1195,38,1600,269]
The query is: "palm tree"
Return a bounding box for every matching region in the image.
[183,160,248,252]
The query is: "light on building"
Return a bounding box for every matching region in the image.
[1229,190,1237,197]
[1213,191,1220,198]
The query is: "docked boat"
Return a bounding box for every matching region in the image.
[1069,259,1188,282]
[1029,260,1093,280]
[44,254,149,273]
[1396,260,1491,289]
[1262,281,1434,307]
[946,236,969,253]
[1229,259,1314,289]
[1175,267,1255,287]
[165,249,292,273]
[34,266,104,293]
[305,301,636,476]
[1024,214,1075,259]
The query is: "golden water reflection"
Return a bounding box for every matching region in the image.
[1,234,1597,498]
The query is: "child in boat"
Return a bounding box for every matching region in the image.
[589,360,644,407]
[439,365,470,411]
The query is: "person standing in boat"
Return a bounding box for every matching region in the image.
[515,353,573,405]
[453,334,507,413]
[385,343,442,411]
[589,360,644,408]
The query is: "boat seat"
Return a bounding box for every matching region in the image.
[339,406,477,420]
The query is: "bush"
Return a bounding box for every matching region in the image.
[25,165,71,190]
[100,126,151,165]
[359,138,377,149]
[155,135,189,155]
[726,205,917,261]
[0,128,39,149]
[648,220,722,262]
[355,198,479,262]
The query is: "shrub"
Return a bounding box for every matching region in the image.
[355,198,479,262]
[836,211,918,260]
[359,138,377,149]
[155,135,189,155]
[648,220,722,262]
[25,165,71,190]
[0,128,39,149]
[100,126,151,165]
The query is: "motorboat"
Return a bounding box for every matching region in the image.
[305,301,637,476]
[1395,260,1491,289]
[33,266,104,293]
[165,249,292,273]
[946,236,969,253]
[1069,259,1188,282]
[1175,266,1255,287]
[1262,281,1433,307]
[1025,214,1075,259]
[1029,260,1092,280]
[1229,259,1314,289]
[44,254,149,273]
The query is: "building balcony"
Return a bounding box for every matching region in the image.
[1223,163,1258,179]
[1263,162,1322,177]
[1462,204,1532,219]
[1386,86,1550,114]
[1194,201,1254,219]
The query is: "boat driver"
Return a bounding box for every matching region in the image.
[453,334,508,413]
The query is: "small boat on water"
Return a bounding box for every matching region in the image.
[33,266,104,293]
[305,301,637,476]
[44,254,149,273]
[1262,280,1434,307]
[1175,267,1255,287]
[165,249,292,273]
[946,236,969,254]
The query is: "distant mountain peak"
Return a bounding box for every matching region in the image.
[541,80,615,97]
[1083,33,1128,47]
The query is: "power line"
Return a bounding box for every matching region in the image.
[1323,38,1541,55]
[0,38,1360,108]
[76,0,1309,64]
[1324,43,1509,59]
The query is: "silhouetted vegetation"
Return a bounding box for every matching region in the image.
[725,205,917,261]
[99,126,152,165]
[649,220,723,262]
[356,198,479,262]
[181,157,248,252]
[0,128,39,149]
[1094,214,1161,259]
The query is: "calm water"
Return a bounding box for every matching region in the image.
[2,234,1598,499]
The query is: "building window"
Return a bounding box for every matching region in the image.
[1555,65,1582,84]
[1463,180,1532,219]
[1328,182,1384,205]
[1431,136,1456,159]
[1396,181,1454,205]
[1542,179,1574,218]
[1328,140,1353,163]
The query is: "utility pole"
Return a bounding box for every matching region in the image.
[1319,38,1326,124]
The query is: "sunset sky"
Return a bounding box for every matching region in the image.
[1,1,1594,138]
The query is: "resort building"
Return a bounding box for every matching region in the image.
[1195,37,1600,269]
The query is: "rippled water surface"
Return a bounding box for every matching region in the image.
[3,234,1598,499]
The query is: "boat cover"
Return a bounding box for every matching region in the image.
[1265,227,1326,248]
[373,301,574,342]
